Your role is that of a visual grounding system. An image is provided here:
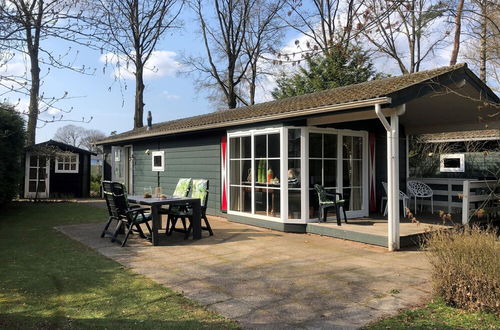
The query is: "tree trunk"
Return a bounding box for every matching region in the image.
[249,61,257,105]
[450,0,465,66]
[134,61,145,128]
[479,1,487,82]
[26,53,40,146]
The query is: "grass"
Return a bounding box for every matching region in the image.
[365,299,500,329]
[0,202,238,329]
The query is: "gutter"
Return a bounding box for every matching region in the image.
[96,97,392,145]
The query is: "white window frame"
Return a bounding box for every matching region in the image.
[152,151,165,172]
[55,153,79,173]
[440,153,465,172]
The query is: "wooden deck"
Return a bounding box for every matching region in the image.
[306,215,453,248]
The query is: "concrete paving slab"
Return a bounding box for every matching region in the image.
[56,215,432,329]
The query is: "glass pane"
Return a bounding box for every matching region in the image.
[241,160,252,185]
[309,190,319,219]
[153,155,162,167]
[28,181,37,192]
[287,159,300,188]
[288,190,301,219]
[309,133,322,158]
[38,168,46,179]
[229,137,240,159]
[29,156,37,167]
[58,156,64,163]
[353,136,362,159]
[230,160,241,185]
[267,160,280,185]
[242,187,252,212]
[309,159,322,188]
[343,160,352,187]
[254,159,267,185]
[70,155,77,163]
[64,163,70,170]
[324,134,337,158]
[343,188,362,211]
[343,136,353,159]
[242,136,251,158]
[37,180,46,192]
[38,156,46,167]
[268,189,280,217]
[58,163,63,170]
[29,168,37,179]
[254,187,267,215]
[70,164,77,171]
[324,160,337,187]
[288,129,301,158]
[268,134,280,158]
[254,135,266,158]
[352,160,362,186]
[230,187,241,212]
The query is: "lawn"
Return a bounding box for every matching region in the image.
[0,202,237,329]
[365,297,500,329]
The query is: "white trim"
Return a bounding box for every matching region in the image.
[55,153,79,174]
[151,150,165,172]
[440,153,465,173]
[24,152,50,198]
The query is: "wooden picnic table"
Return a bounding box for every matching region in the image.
[127,195,202,246]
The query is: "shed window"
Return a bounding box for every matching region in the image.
[55,153,79,173]
[440,154,465,172]
[152,151,165,171]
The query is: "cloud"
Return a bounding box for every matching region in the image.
[162,90,180,100]
[99,50,181,81]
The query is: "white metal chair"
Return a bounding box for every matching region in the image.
[381,182,410,217]
[407,180,434,214]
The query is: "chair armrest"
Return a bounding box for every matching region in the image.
[126,207,150,215]
[325,191,343,199]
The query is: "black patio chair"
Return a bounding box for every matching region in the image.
[314,184,347,226]
[160,178,192,233]
[100,181,153,247]
[166,179,213,239]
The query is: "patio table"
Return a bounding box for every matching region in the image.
[127,195,202,245]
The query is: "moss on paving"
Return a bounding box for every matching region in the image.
[0,202,238,329]
[365,299,499,330]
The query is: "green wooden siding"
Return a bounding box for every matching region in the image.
[131,133,223,216]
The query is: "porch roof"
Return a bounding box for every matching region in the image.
[97,63,498,145]
[420,129,500,143]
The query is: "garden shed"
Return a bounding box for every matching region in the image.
[24,140,96,198]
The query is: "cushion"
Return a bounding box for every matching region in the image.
[173,178,192,197]
[191,179,208,207]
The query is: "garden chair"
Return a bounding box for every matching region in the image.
[407,180,434,214]
[313,184,347,226]
[101,181,153,247]
[381,182,410,217]
[161,178,192,233]
[166,179,213,239]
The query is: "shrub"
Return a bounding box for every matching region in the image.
[424,226,500,314]
[0,105,25,206]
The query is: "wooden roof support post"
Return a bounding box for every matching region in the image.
[376,104,405,251]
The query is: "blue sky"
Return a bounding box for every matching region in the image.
[1,3,478,143]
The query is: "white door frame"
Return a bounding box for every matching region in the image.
[124,145,134,194]
[24,152,50,198]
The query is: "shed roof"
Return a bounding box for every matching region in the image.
[97,63,498,145]
[420,129,500,143]
[27,140,97,156]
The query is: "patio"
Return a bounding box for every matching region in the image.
[58,214,433,329]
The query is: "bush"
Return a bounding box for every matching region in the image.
[424,226,500,314]
[0,105,25,206]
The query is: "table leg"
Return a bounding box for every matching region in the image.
[151,205,160,246]
[191,200,202,240]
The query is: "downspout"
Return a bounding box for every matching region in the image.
[375,104,405,251]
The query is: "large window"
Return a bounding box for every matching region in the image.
[55,153,79,173]
[228,130,281,218]
[288,129,301,219]
[342,136,363,211]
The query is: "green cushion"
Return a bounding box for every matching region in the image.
[191,179,208,207]
[173,178,192,197]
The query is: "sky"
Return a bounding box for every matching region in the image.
[0,3,472,144]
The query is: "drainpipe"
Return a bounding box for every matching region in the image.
[375,104,405,251]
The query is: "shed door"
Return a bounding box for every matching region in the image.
[25,153,50,198]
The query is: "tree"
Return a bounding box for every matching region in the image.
[53,125,106,153]
[272,44,379,99]
[0,0,95,146]
[93,0,183,128]
[186,0,285,109]
[355,0,449,74]
[449,0,465,66]
[0,104,25,205]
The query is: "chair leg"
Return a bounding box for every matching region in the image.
[318,207,323,223]
[101,216,114,238]
[168,216,179,236]
[121,223,134,247]
[181,217,187,232]
[165,214,172,235]
[323,207,328,223]
[110,220,124,243]
[335,205,341,226]
[343,206,347,223]
[203,215,214,236]
[134,223,147,238]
